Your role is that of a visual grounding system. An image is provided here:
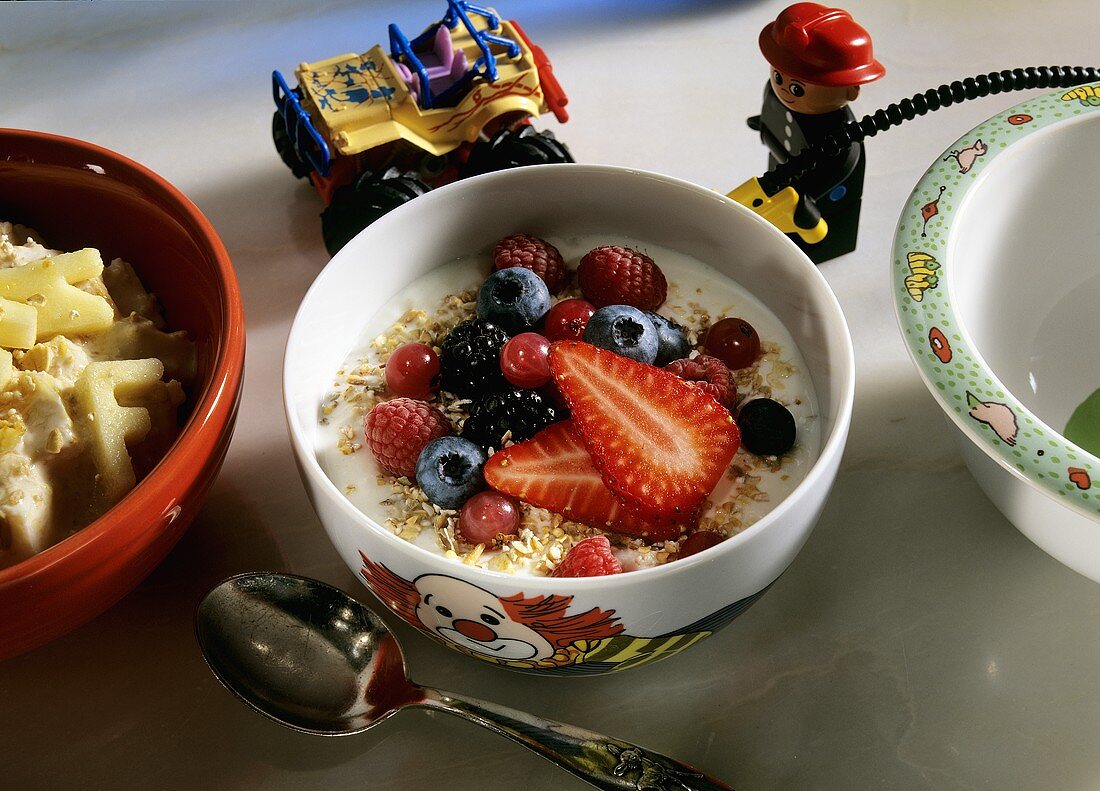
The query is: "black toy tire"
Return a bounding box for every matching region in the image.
[461,125,574,178]
[320,169,430,255]
[272,111,313,179]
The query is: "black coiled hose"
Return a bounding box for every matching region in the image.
[758,65,1100,195]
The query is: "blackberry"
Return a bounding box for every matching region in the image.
[439,318,509,398]
[461,388,560,451]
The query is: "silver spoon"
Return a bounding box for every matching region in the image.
[196,572,733,791]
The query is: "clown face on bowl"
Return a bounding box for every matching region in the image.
[363,554,624,663]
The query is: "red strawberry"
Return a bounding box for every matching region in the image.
[484,421,685,541]
[493,234,568,295]
[548,341,740,521]
[664,355,736,406]
[577,245,667,310]
[552,536,622,578]
[364,398,452,479]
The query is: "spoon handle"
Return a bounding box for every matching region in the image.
[415,687,733,790]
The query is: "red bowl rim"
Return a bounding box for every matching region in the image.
[0,128,246,587]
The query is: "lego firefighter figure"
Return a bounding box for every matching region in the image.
[748,3,884,263]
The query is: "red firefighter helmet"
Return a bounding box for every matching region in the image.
[759,3,885,87]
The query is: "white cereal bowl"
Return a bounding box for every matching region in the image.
[285,165,854,675]
[893,89,1100,581]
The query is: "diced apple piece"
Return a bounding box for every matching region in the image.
[81,315,197,385]
[0,298,38,349]
[74,358,164,506]
[0,249,114,341]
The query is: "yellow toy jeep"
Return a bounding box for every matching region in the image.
[272,1,572,253]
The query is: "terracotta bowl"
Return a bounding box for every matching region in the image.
[893,90,1100,580]
[285,165,854,675]
[0,129,246,658]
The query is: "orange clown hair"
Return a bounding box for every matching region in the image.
[498,592,623,649]
[360,553,420,625]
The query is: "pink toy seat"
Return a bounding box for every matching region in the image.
[420,25,454,72]
[395,25,468,103]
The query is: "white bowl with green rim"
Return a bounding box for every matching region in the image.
[893,86,1100,581]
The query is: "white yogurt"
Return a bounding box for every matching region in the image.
[317,235,821,575]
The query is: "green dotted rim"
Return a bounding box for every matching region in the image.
[892,86,1100,517]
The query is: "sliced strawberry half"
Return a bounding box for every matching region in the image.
[483,420,686,541]
[548,340,740,521]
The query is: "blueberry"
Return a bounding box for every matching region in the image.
[477,267,551,335]
[583,305,658,364]
[737,398,796,456]
[415,436,487,509]
[645,311,691,366]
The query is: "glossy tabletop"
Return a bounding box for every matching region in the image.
[2,2,1099,789]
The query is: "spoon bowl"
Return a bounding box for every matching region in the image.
[197,572,734,790]
[196,572,418,736]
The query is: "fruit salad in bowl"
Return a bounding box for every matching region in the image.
[318,233,820,578]
[285,165,853,674]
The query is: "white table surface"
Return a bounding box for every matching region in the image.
[3,2,1100,788]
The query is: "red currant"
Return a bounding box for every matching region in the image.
[542,298,595,342]
[678,530,724,558]
[457,491,520,545]
[704,317,761,370]
[385,342,440,398]
[500,332,551,389]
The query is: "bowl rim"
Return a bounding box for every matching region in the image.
[891,90,1100,521]
[284,163,856,589]
[0,128,246,585]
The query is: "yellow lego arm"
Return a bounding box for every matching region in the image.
[726,178,828,245]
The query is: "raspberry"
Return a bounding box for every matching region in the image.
[364,398,452,479]
[577,246,667,310]
[551,535,623,578]
[493,234,568,295]
[664,355,735,406]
